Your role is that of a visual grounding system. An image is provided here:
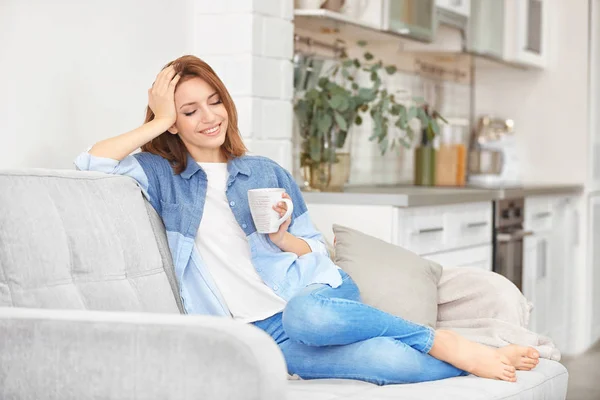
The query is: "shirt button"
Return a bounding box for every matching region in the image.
[229,201,235,207]
[242,223,247,229]
[273,285,279,291]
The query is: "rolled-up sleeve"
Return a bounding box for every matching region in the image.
[289,212,330,256]
[278,169,330,257]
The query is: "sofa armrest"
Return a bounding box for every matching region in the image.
[0,307,287,400]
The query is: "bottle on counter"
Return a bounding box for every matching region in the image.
[414,127,436,186]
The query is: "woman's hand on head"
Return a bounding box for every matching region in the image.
[148,65,181,127]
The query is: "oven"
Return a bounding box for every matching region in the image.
[492,198,532,291]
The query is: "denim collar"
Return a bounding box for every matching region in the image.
[180,153,251,180]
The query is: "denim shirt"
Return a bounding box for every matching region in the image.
[74,151,343,316]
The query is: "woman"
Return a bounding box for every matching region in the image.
[75,55,539,385]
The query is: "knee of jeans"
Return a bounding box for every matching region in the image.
[282,294,330,344]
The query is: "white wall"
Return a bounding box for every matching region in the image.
[194,0,294,170]
[0,0,295,171]
[474,1,590,185]
[0,0,197,169]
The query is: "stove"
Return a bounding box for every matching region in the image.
[492,198,532,291]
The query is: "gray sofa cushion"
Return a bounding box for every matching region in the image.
[332,224,443,328]
[0,169,181,313]
[287,358,568,400]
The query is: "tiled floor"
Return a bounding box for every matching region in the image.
[561,341,600,400]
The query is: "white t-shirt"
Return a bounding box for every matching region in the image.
[194,162,286,323]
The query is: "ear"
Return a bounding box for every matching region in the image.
[167,125,178,134]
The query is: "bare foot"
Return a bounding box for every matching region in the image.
[497,344,540,371]
[429,330,517,382]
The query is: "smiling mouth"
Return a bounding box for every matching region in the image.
[199,123,221,136]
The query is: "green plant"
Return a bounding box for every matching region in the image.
[294,40,446,166]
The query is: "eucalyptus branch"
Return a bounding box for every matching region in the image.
[294,40,446,163]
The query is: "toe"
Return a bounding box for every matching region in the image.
[527,348,540,359]
[504,365,516,376]
[499,372,514,382]
[504,370,516,379]
[523,357,539,365]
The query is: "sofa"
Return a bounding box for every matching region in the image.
[0,169,569,399]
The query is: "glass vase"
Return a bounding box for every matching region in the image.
[300,127,351,192]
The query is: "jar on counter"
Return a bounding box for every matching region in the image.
[435,124,467,187]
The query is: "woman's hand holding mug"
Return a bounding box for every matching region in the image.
[247,189,294,246]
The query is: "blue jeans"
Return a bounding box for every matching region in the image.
[253,271,467,385]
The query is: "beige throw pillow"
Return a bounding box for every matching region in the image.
[332,224,443,328]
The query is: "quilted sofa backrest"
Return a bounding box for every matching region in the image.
[0,169,183,314]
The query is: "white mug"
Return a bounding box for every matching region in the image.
[247,188,294,234]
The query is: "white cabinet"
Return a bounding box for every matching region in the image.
[393,207,447,255]
[503,0,547,68]
[591,196,600,341]
[549,197,578,352]
[335,0,385,30]
[348,0,385,30]
[469,0,548,68]
[523,196,577,350]
[522,233,550,337]
[382,0,437,42]
[393,202,491,255]
[468,0,504,58]
[446,203,492,249]
[425,243,492,270]
[307,202,493,268]
[591,0,600,191]
[436,0,471,18]
[436,0,470,31]
[588,0,600,345]
[307,204,395,246]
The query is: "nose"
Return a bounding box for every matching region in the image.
[198,105,217,125]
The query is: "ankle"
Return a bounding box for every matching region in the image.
[433,329,457,349]
[429,330,456,357]
[431,330,476,373]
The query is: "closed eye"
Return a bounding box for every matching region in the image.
[184,110,196,116]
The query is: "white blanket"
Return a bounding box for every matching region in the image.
[436,266,561,361]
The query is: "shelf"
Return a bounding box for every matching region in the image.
[294,8,417,47]
[294,8,532,72]
[294,8,463,52]
[294,9,382,31]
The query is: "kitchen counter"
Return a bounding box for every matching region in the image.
[494,184,584,199]
[301,184,584,207]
